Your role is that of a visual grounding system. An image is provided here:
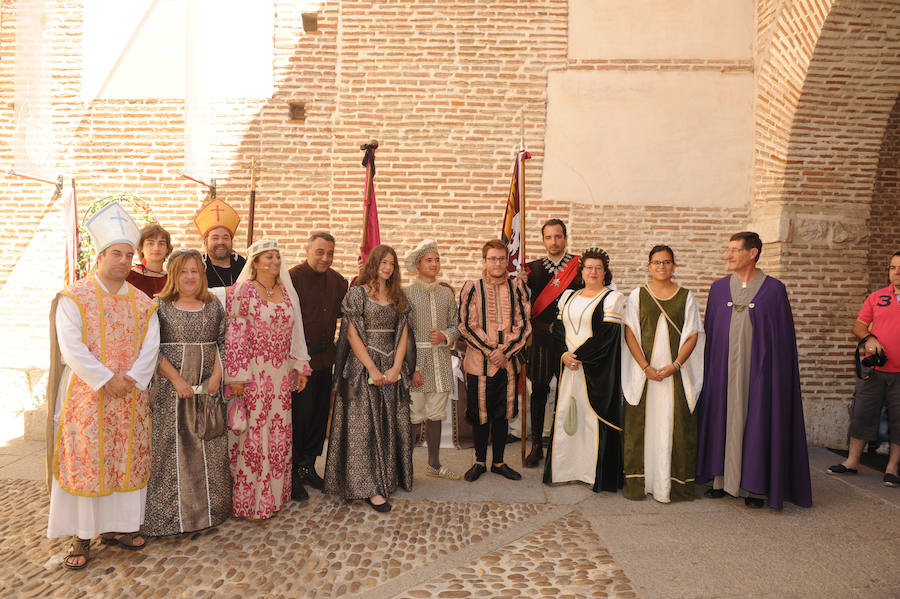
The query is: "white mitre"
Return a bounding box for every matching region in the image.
[85,201,141,253]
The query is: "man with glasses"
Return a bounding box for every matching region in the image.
[458,240,531,482]
[695,231,812,509]
[520,219,583,467]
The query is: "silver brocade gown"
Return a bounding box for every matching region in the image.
[324,287,413,500]
[143,299,232,536]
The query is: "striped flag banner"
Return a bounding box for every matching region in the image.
[500,149,531,275]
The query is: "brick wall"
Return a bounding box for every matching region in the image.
[2,1,899,447]
[868,93,900,293]
[753,0,900,443]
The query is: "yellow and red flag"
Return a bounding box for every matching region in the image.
[500,149,531,275]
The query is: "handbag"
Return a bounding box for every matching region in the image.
[181,381,225,440]
[227,394,249,435]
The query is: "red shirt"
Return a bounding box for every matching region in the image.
[857,284,900,372]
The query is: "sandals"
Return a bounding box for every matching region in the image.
[64,537,90,570]
[100,532,146,551]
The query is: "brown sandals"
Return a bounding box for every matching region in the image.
[64,537,90,570]
[100,531,146,550]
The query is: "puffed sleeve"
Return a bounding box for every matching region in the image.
[224,281,252,384]
[621,287,645,407]
[457,280,493,357]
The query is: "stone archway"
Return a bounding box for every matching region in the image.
[754,0,900,446]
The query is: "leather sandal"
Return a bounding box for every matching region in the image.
[100,532,146,550]
[64,537,90,570]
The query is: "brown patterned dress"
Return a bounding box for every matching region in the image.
[143,299,232,536]
[325,286,413,500]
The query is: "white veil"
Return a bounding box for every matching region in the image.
[236,239,310,371]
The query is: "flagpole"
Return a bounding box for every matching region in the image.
[518,109,528,463]
[247,157,259,246]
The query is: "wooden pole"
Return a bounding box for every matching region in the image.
[518,113,528,462]
[247,157,258,246]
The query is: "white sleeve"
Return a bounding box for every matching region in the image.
[680,290,705,413]
[621,288,646,406]
[124,310,160,390]
[56,295,114,391]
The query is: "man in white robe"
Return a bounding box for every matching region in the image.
[46,202,160,569]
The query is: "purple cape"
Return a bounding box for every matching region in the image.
[695,275,812,509]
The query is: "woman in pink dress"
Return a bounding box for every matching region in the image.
[225,240,310,520]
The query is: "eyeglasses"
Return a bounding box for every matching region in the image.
[650,260,673,266]
[582,265,604,272]
[485,257,507,263]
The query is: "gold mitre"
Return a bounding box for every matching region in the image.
[194,198,241,238]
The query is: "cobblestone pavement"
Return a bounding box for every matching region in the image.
[0,479,637,599]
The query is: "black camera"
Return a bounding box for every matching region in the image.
[861,349,887,368]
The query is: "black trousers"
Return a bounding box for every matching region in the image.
[527,336,563,441]
[467,370,510,465]
[291,367,333,465]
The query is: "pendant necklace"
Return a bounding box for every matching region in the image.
[208,258,234,288]
[255,279,276,298]
[567,289,604,336]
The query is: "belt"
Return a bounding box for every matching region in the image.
[532,321,552,333]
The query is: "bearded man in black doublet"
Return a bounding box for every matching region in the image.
[522,219,583,467]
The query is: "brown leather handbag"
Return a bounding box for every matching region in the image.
[182,382,226,440]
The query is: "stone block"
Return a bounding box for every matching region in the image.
[24,406,46,443]
[804,398,850,449]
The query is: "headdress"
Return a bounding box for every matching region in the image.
[579,247,610,268]
[193,198,241,238]
[235,239,310,365]
[405,239,439,274]
[84,201,141,253]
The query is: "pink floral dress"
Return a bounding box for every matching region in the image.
[225,281,309,519]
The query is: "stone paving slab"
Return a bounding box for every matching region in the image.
[396,510,637,599]
[0,479,629,599]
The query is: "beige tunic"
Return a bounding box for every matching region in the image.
[714,271,766,496]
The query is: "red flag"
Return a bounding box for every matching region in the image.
[63,182,79,286]
[359,146,381,262]
[500,149,531,275]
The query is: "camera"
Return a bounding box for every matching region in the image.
[861,349,887,368]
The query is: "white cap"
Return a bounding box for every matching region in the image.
[405,239,439,274]
[85,201,141,253]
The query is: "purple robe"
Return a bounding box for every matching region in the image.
[696,275,812,509]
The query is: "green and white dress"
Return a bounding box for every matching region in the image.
[621,286,704,503]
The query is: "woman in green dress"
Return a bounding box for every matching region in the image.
[622,245,704,503]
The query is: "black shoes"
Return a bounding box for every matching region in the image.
[703,488,727,499]
[291,474,309,501]
[464,463,487,482]
[524,445,543,468]
[298,463,325,491]
[826,464,858,475]
[744,497,765,509]
[491,463,522,481]
[883,472,900,487]
[365,497,392,513]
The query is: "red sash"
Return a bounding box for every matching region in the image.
[532,257,579,318]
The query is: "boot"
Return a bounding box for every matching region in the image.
[525,395,546,467]
[524,443,543,467]
[291,467,309,501]
[299,457,324,491]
